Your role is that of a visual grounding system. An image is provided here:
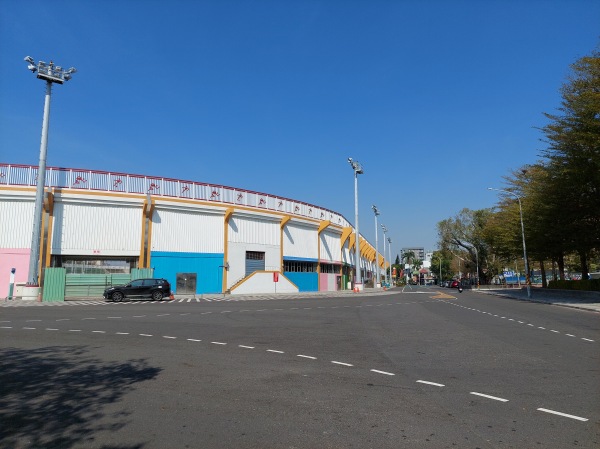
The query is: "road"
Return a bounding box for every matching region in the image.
[1,286,598,448]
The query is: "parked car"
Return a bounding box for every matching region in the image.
[103,278,171,302]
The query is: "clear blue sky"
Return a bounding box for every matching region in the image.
[1,0,599,258]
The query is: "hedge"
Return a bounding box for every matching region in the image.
[547,279,600,291]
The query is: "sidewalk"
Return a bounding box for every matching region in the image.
[475,285,600,313]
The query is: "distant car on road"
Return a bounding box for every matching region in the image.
[103,278,171,302]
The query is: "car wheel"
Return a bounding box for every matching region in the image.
[152,290,163,301]
[112,291,124,302]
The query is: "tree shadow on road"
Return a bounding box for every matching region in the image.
[0,345,161,449]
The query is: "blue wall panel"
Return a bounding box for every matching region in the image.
[151,251,224,294]
[284,272,318,292]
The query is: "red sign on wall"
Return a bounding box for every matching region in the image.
[273,272,279,282]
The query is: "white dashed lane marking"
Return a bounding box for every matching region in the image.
[297,355,317,360]
[371,369,395,376]
[417,380,445,387]
[187,338,202,342]
[267,349,284,354]
[470,392,509,402]
[537,408,588,422]
[331,361,353,367]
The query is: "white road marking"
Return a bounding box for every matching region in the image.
[550,330,560,333]
[69,329,82,332]
[518,321,524,324]
[26,319,42,322]
[156,314,170,316]
[240,310,251,312]
[297,355,317,359]
[527,324,534,327]
[133,315,146,318]
[139,334,153,337]
[221,311,232,313]
[82,318,96,320]
[371,369,395,376]
[46,328,59,331]
[537,408,588,422]
[163,336,176,339]
[566,334,576,337]
[107,317,122,319]
[470,392,509,402]
[92,331,105,333]
[201,312,212,314]
[0,326,13,328]
[538,327,546,329]
[211,341,227,345]
[187,338,202,342]
[180,313,190,316]
[239,345,255,349]
[508,318,515,321]
[582,338,594,342]
[116,332,129,335]
[331,361,353,367]
[0,320,11,323]
[417,380,445,387]
[23,327,36,330]
[56,319,70,321]
[267,349,284,354]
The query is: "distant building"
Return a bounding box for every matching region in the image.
[401,247,425,261]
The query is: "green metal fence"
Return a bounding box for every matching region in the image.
[43,268,155,299]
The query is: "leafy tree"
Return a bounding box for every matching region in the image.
[538,50,600,279]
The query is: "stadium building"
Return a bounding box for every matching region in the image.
[0,163,388,299]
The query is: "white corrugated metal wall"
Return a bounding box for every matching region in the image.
[0,197,34,248]
[151,207,224,253]
[52,201,141,255]
[283,222,318,259]
[319,229,342,263]
[227,215,281,289]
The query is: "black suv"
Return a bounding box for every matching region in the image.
[103,278,171,302]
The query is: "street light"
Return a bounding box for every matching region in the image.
[348,158,364,290]
[24,56,77,296]
[372,205,381,288]
[387,237,392,286]
[381,224,388,285]
[488,187,531,298]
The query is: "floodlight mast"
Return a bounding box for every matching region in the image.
[24,56,76,293]
[372,205,381,287]
[348,158,364,289]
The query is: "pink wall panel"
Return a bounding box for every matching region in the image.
[0,249,30,298]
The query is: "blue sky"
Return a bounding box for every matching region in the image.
[1,0,599,258]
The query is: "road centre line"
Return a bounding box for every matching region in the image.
[107,317,122,319]
[566,334,576,337]
[582,338,594,342]
[417,380,445,387]
[187,338,202,342]
[92,331,106,333]
[470,392,509,402]
[331,361,353,367]
[23,327,36,329]
[537,408,588,422]
[26,319,41,322]
[163,335,176,339]
[371,369,395,376]
[116,332,129,335]
[211,341,227,345]
[267,349,284,353]
[297,355,317,359]
[56,319,70,321]
[156,313,170,316]
[239,345,255,349]
[133,315,145,318]
[82,318,96,320]
[69,329,82,332]
[46,328,59,331]
[139,333,153,337]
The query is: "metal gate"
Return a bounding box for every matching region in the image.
[245,251,265,276]
[176,273,197,295]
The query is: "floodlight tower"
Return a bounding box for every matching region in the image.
[348,158,364,289]
[24,56,76,294]
[372,205,381,287]
[381,224,388,285]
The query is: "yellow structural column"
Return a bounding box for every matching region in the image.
[223,208,234,293]
[316,220,331,291]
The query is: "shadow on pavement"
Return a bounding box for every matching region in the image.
[0,345,161,448]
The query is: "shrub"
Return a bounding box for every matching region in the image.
[547,279,600,291]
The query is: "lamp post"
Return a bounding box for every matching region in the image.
[372,205,381,288]
[387,237,392,286]
[488,187,531,298]
[23,56,77,296]
[381,224,388,285]
[348,158,364,290]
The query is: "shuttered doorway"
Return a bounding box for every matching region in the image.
[245,251,265,277]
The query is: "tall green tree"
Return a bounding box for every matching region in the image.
[539,50,600,278]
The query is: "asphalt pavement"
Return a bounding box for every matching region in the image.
[1,286,598,448]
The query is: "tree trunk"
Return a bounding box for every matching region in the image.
[540,260,547,288]
[558,253,565,280]
[579,250,589,280]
